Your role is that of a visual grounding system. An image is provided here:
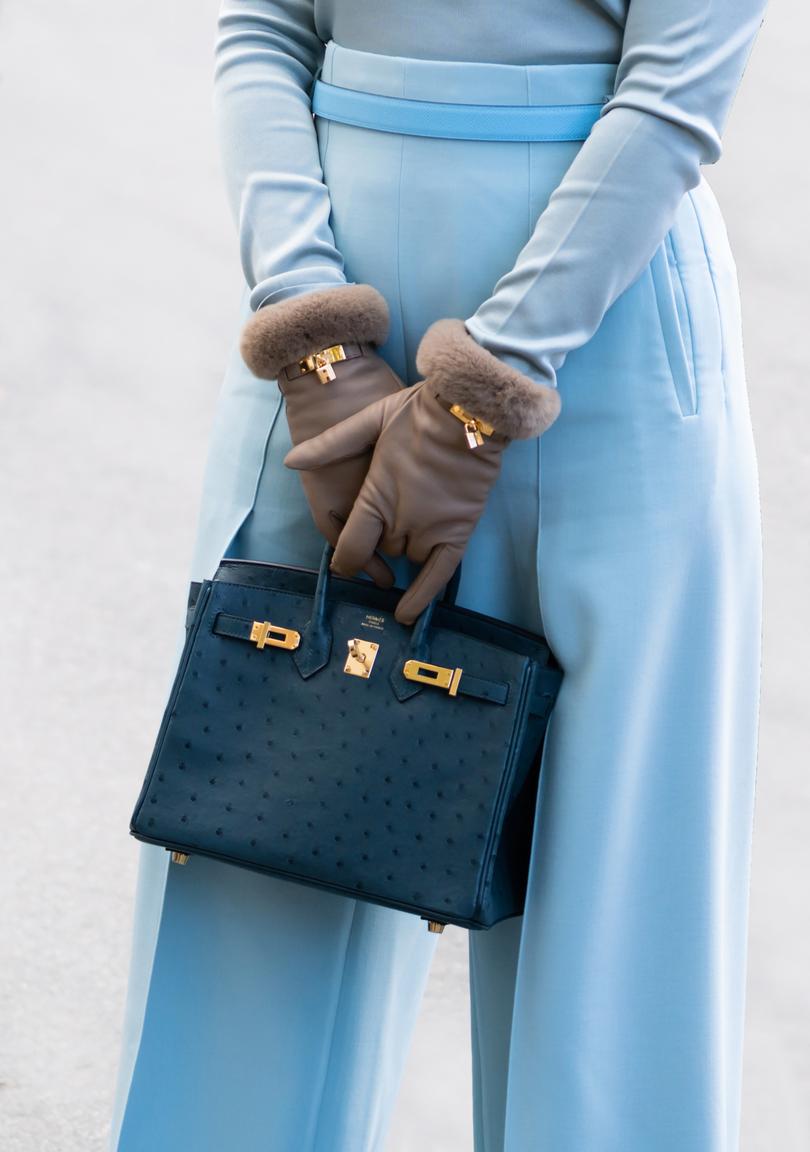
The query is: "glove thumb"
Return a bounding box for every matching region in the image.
[394,543,465,626]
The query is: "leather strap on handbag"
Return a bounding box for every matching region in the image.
[211,611,510,705]
[192,588,556,717]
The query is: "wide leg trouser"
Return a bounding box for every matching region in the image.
[111,45,763,1152]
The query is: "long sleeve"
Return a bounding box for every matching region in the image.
[213,0,350,311]
[463,0,769,388]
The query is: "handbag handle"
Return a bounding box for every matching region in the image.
[293,541,461,680]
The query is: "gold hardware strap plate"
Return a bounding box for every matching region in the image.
[402,658,463,696]
[250,620,301,650]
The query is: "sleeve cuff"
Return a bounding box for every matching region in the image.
[462,316,558,392]
[250,268,356,312]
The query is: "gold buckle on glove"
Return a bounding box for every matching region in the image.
[433,391,497,449]
[448,403,495,448]
[297,344,347,383]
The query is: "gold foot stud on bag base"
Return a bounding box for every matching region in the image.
[165,845,447,929]
[168,847,445,931]
[169,853,443,929]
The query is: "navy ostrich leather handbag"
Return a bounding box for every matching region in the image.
[130,542,562,932]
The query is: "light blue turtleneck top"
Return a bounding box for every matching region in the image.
[212,0,768,388]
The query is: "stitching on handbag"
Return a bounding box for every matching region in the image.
[473,659,534,914]
[131,830,478,928]
[216,561,557,650]
[130,582,214,827]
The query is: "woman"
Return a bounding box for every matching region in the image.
[109,2,767,1149]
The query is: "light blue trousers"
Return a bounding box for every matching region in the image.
[111,44,763,1152]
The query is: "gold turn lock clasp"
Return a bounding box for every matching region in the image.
[448,403,495,449]
[402,659,463,696]
[344,638,379,678]
[250,620,301,650]
[297,343,347,383]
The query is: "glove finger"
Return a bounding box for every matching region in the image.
[327,511,395,589]
[330,495,386,580]
[394,542,465,625]
[284,399,386,471]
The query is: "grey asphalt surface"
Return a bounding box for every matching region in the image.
[0,2,807,1150]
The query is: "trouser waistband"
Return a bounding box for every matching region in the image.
[313,40,618,142]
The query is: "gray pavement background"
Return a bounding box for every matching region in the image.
[0,2,807,1150]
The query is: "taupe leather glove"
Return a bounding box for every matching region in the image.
[284,317,561,623]
[239,283,406,587]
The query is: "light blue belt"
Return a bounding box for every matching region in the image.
[311,79,606,142]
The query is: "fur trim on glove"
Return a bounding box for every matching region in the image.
[240,283,390,381]
[415,318,561,439]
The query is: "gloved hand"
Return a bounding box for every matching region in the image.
[239,283,405,587]
[284,317,561,623]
